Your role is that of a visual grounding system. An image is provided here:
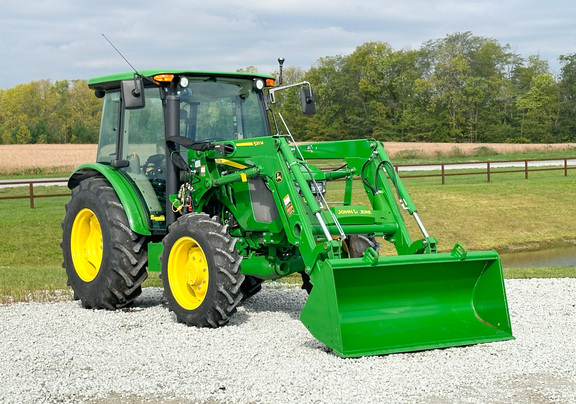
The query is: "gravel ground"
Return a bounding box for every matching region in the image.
[0,278,574,404]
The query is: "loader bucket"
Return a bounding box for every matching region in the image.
[300,250,513,357]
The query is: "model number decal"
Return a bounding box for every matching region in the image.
[236,141,264,147]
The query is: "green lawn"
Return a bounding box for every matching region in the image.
[0,161,575,303]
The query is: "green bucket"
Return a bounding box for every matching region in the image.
[300,250,513,357]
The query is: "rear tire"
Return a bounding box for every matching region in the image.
[161,213,244,327]
[61,177,148,309]
[346,235,381,258]
[300,235,380,294]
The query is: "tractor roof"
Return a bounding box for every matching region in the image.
[88,70,275,91]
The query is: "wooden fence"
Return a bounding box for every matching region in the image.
[1,157,575,208]
[395,157,576,184]
[0,178,69,208]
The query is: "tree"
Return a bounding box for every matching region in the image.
[374,49,428,141]
[557,52,576,141]
[1,33,574,145]
[516,73,559,142]
[420,32,514,142]
[15,124,32,144]
[301,55,349,140]
[68,80,102,143]
[0,79,102,144]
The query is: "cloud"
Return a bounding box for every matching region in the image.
[1,0,576,88]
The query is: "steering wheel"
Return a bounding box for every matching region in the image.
[199,137,226,142]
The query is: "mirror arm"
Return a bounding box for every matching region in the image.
[268,81,313,104]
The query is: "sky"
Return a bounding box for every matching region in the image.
[1,0,576,89]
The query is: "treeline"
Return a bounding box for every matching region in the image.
[0,79,102,144]
[276,32,576,143]
[4,31,576,145]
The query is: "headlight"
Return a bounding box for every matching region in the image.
[179,77,189,88]
[254,79,265,90]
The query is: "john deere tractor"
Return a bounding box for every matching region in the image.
[61,68,513,357]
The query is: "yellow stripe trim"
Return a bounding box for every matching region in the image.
[215,159,247,169]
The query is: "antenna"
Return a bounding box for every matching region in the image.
[102,34,142,96]
[278,57,285,85]
[102,33,139,75]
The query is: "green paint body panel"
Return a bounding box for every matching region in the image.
[186,136,513,356]
[300,250,513,357]
[147,242,163,272]
[88,70,274,91]
[68,163,151,236]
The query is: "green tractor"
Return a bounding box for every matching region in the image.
[61,68,513,357]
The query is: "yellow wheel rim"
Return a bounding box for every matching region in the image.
[168,236,209,310]
[71,208,103,282]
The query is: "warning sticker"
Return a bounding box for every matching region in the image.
[283,194,294,216]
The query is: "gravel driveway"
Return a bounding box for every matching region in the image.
[1,278,574,404]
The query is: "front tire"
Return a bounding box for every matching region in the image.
[161,213,244,327]
[61,177,148,309]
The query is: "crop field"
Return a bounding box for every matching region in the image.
[382,141,576,157]
[0,144,96,172]
[1,142,576,174]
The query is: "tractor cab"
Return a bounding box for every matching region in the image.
[89,71,276,233]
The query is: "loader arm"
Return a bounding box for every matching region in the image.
[173,135,513,357]
[292,139,513,357]
[298,139,433,254]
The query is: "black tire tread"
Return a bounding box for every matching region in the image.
[161,213,244,328]
[61,177,148,310]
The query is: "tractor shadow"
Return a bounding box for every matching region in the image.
[131,285,307,324]
[132,287,167,308]
[234,286,308,323]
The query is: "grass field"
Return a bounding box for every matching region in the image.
[0,144,575,303]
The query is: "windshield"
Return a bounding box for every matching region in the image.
[179,77,268,141]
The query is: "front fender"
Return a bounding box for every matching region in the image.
[68,163,151,236]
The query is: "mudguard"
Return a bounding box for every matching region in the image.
[68,163,151,236]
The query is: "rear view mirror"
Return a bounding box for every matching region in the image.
[300,86,316,115]
[121,77,145,109]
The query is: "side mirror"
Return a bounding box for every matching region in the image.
[121,77,145,109]
[300,86,316,115]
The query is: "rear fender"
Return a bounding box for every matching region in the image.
[68,163,151,236]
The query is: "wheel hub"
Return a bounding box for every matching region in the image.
[71,208,103,282]
[185,253,208,290]
[168,236,210,310]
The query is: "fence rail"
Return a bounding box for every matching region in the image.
[395,157,576,184]
[1,157,575,208]
[0,178,69,208]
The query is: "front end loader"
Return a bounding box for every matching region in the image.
[61,69,513,357]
